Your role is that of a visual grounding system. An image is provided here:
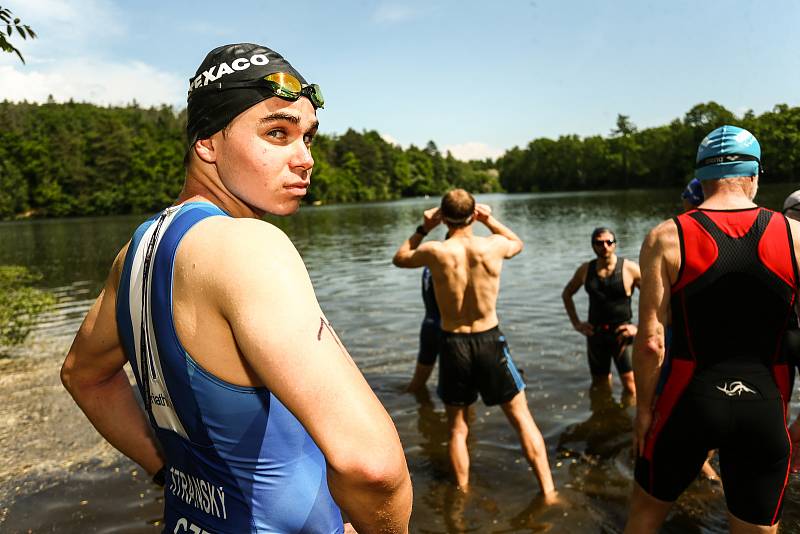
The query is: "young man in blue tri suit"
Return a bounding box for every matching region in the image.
[626,125,800,533]
[61,43,411,534]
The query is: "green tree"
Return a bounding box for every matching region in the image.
[0,6,36,63]
[610,114,641,189]
[0,266,55,352]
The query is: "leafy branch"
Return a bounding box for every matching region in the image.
[0,266,55,353]
[0,6,36,63]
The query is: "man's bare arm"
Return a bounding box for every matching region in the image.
[628,260,643,290]
[393,207,441,268]
[61,246,165,476]
[474,204,523,258]
[217,220,412,533]
[632,221,676,456]
[562,264,593,336]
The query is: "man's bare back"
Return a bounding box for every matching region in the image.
[425,232,506,332]
[394,202,523,333]
[393,189,555,496]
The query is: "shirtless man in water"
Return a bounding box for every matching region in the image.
[393,189,555,497]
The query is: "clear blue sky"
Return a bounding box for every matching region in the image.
[2,0,798,160]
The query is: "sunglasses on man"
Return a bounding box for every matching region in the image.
[593,239,616,247]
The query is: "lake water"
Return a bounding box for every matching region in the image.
[3,186,800,533]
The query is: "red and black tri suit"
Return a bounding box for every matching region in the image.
[634,207,798,526]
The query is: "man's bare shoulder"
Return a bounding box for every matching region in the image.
[475,233,511,255]
[572,261,590,279]
[108,241,131,291]
[623,257,641,273]
[643,219,679,251]
[563,261,590,290]
[179,217,302,278]
[640,219,680,280]
[419,239,445,252]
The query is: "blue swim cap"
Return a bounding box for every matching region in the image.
[681,178,704,206]
[695,125,761,181]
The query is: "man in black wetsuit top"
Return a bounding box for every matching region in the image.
[406,267,443,392]
[562,228,641,396]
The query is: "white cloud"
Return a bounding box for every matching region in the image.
[3,0,125,62]
[443,142,505,162]
[0,0,182,108]
[0,60,184,108]
[372,4,420,23]
[380,132,401,146]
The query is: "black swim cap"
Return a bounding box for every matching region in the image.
[186,43,309,149]
[591,227,615,242]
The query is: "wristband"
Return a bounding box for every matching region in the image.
[153,466,166,487]
[415,225,428,237]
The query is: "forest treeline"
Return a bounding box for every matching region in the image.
[498,102,800,193]
[0,99,798,219]
[0,99,499,219]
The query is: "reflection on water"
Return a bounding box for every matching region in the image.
[2,186,799,533]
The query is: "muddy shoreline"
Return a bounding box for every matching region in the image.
[0,336,162,532]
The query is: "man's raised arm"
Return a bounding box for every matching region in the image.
[393,207,440,268]
[474,204,523,258]
[218,220,412,533]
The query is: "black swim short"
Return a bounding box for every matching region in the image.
[635,367,791,526]
[417,319,442,366]
[587,324,633,376]
[437,326,525,407]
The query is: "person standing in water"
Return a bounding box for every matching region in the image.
[406,266,443,392]
[626,125,800,533]
[682,178,705,212]
[61,42,411,534]
[393,189,555,498]
[562,228,641,396]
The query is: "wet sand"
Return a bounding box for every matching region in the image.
[4,336,800,533]
[0,336,162,533]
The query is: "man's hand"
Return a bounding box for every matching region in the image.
[474,203,492,223]
[616,323,638,341]
[344,523,358,534]
[633,408,653,457]
[573,321,594,337]
[423,207,441,232]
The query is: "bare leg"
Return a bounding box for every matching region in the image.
[624,482,673,534]
[591,373,613,389]
[445,404,471,490]
[500,391,556,497]
[729,512,779,534]
[620,371,636,398]
[406,363,434,392]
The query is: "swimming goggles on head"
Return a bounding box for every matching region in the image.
[191,72,324,109]
[695,153,763,176]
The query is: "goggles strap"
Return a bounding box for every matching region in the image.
[696,153,760,169]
